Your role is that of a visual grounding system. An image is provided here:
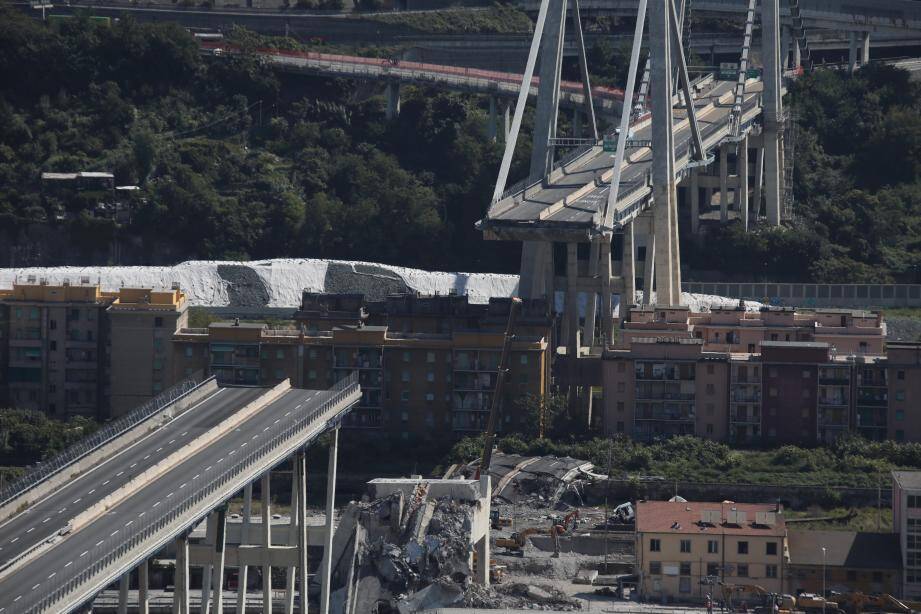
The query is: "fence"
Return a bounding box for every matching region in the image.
[683,281,921,308]
[17,373,359,613]
[0,376,210,508]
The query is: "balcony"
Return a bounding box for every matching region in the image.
[818,397,849,408]
[635,410,695,421]
[731,392,762,403]
[344,408,382,429]
[731,411,761,424]
[856,395,887,407]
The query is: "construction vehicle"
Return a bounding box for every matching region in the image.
[552,510,580,535]
[719,584,795,614]
[797,593,843,614]
[495,527,543,556]
[476,298,521,480]
[831,592,914,614]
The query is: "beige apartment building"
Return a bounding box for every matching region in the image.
[636,500,788,602]
[893,471,921,598]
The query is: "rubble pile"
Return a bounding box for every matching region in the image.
[463,582,582,610]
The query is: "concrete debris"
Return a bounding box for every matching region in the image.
[460,453,594,508]
[462,582,582,610]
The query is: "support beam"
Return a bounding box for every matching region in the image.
[668,0,704,160]
[297,450,309,614]
[754,143,765,219]
[238,483,253,614]
[849,31,858,73]
[139,560,149,614]
[739,136,750,231]
[650,0,681,306]
[793,36,802,68]
[529,0,568,180]
[488,97,498,142]
[566,242,579,357]
[572,0,598,140]
[503,102,511,142]
[861,31,871,65]
[601,236,615,344]
[690,168,700,234]
[212,508,228,614]
[572,108,581,138]
[118,573,129,614]
[320,427,340,614]
[583,239,599,347]
[177,533,191,614]
[621,223,635,311]
[385,82,400,120]
[201,514,216,614]
[263,472,273,614]
[761,0,783,226]
[519,241,553,300]
[285,456,300,614]
[719,143,729,222]
[642,220,655,305]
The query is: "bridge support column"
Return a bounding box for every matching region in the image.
[285,454,302,614]
[602,236,615,344]
[690,168,700,234]
[139,560,149,614]
[565,242,579,357]
[719,143,729,223]
[782,26,792,71]
[176,533,190,614]
[529,0,567,180]
[753,144,764,219]
[201,513,217,614]
[793,37,802,69]
[861,32,871,65]
[385,82,401,120]
[762,0,783,226]
[320,426,340,614]
[296,450,309,614]
[262,472,273,614]
[650,0,681,306]
[641,216,655,305]
[738,135,750,232]
[488,97,498,142]
[582,239,599,347]
[118,573,129,614]
[503,102,511,142]
[211,508,228,614]
[572,108,582,138]
[849,31,859,73]
[621,223,635,312]
[237,483,253,614]
[519,241,552,300]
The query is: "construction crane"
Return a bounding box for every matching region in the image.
[477,297,521,479]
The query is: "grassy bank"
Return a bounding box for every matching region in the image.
[363,5,533,34]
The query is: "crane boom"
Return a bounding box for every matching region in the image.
[480,297,522,478]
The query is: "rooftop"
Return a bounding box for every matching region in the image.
[893,470,921,490]
[787,530,900,569]
[636,500,786,536]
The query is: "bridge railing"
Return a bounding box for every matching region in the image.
[0,376,211,509]
[21,373,360,614]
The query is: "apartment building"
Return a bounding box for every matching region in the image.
[786,530,901,596]
[602,338,730,441]
[172,321,549,437]
[635,500,787,601]
[893,471,921,598]
[619,304,886,355]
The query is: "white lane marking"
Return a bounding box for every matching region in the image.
[156,447,163,452]
[193,474,200,480]
[103,480,110,486]
[125,521,133,527]
[42,517,50,524]
[216,458,224,464]
[166,492,174,498]
[168,439,176,445]
[228,450,235,456]
[10,537,18,543]
[263,427,270,432]
[144,455,150,460]
[72,498,81,504]
[116,471,124,477]
[241,443,247,448]
[57,508,66,514]
[88,489,96,495]
[110,530,119,537]
[80,551,89,557]
[285,412,291,417]
[181,431,188,436]
[153,501,161,508]
[47,572,55,579]
[65,561,73,568]
[252,435,258,440]
[130,463,137,468]
[95,540,104,547]
[205,466,212,471]
[274,419,280,424]
[26,528,34,534]
[32,584,39,590]
[13,596,21,602]
[139,512,146,518]
[180,483,187,489]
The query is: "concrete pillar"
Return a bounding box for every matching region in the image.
[849,31,858,73]
[262,472,273,614]
[528,0,567,181]
[642,223,655,306]
[212,509,228,614]
[320,427,340,614]
[385,82,400,120]
[650,0,680,306]
[566,243,580,358]
[583,239,599,347]
[475,474,491,585]
[782,26,792,71]
[176,533,190,614]
[572,107,582,138]
[285,457,300,614]
[861,32,871,65]
[503,102,511,142]
[572,0,598,140]
[690,168,700,234]
[621,223,635,310]
[738,136,750,231]
[762,0,783,226]
[238,483,253,614]
[753,145,765,219]
[488,97,498,142]
[705,187,714,212]
[601,236,615,344]
[202,514,217,614]
[118,573,129,614]
[297,451,309,614]
[793,37,802,68]
[139,560,149,614]
[519,241,552,300]
[719,143,729,223]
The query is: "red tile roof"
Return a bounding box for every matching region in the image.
[636,501,786,537]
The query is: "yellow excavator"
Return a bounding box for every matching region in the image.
[831,592,916,614]
[495,527,544,556]
[720,584,796,614]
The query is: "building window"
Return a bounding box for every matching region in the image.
[680,562,692,576]
[520,355,529,365]
[274,369,285,380]
[897,391,906,401]
[897,410,905,421]
[518,372,529,385]
[899,370,906,380]
[706,383,715,394]
[154,316,163,328]
[185,347,193,358]
[309,348,317,359]
[616,421,624,432]
[766,565,778,579]
[707,364,714,375]
[803,370,811,378]
[706,423,714,435]
[748,344,756,353]
[707,563,720,578]
[425,393,434,402]
[276,349,285,359]
[618,362,626,373]
[403,351,410,363]
[400,391,409,402]
[908,495,921,509]
[426,371,434,382]
[426,351,435,363]
[308,370,317,380]
[649,538,661,552]
[766,542,777,556]
[680,539,691,553]
[737,564,749,578]
[401,411,408,422]
[617,382,625,393]
[679,576,691,593]
[617,401,625,413]
[738,541,749,555]
[649,562,662,575]
[708,540,719,554]
[401,370,410,383]
[898,429,906,441]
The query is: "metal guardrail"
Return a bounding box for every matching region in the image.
[0,376,211,508]
[19,373,359,614]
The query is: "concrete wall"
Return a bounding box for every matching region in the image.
[684,281,921,308]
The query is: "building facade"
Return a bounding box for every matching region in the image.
[786,530,901,596]
[635,500,787,602]
[893,471,921,599]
